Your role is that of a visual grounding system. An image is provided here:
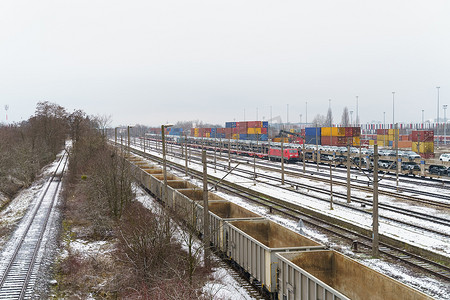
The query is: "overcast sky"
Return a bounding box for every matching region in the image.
[1,0,449,127]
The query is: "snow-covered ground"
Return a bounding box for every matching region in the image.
[127,142,450,299]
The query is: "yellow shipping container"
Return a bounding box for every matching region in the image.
[412,142,434,153]
[321,127,339,136]
[388,129,399,135]
[377,134,388,141]
[337,127,346,136]
[232,134,239,140]
[194,128,199,133]
[388,134,394,141]
[248,128,262,134]
[205,133,210,138]
[352,136,361,146]
[377,140,385,146]
[369,140,375,146]
[290,128,295,133]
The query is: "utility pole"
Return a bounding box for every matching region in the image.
[228,138,231,170]
[185,134,188,176]
[281,138,285,185]
[372,144,379,257]
[202,150,211,269]
[347,143,351,203]
[115,127,117,145]
[395,123,399,192]
[329,163,333,210]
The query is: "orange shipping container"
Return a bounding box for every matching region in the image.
[397,141,412,149]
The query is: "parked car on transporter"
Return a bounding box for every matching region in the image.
[439,153,450,162]
[428,165,449,176]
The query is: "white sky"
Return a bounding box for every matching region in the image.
[1,0,449,127]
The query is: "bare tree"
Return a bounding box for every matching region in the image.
[312,114,327,127]
[325,107,333,127]
[341,107,350,126]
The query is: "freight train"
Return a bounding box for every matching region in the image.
[124,150,431,300]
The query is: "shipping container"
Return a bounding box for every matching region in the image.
[305,127,321,137]
[237,122,248,128]
[412,130,434,142]
[247,121,262,128]
[225,220,324,295]
[352,136,361,146]
[337,127,346,136]
[398,141,412,149]
[262,121,269,128]
[261,127,268,134]
[321,127,338,137]
[412,142,434,153]
[377,129,388,135]
[247,127,262,134]
[321,136,338,146]
[237,127,248,134]
[225,122,237,128]
[260,134,268,141]
[337,136,352,146]
[304,135,320,145]
[277,250,431,300]
[369,140,375,146]
[232,134,239,140]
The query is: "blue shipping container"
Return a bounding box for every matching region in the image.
[305,135,321,145]
[260,134,268,141]
[225,122,237,128]
[305,127,321,137]
[262,121,269,128]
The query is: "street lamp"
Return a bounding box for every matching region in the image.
[437,87,440,143]
[392,92,395,127]
[162,123,174,208]
[444,105,448,145]
[383,112,386,147]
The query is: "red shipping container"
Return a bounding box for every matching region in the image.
[261,128,268,134]
[322,136,338,146]
[377,129,388,135]
[224,128,232,134]
[337,136,352,146]
[238,127,248,134]
[247,121,261,128]
[232,128,238,134]
[237,122,248,128]
[412,130,433,142]
[190,128,195,135]
[352,127,361,136]
[345,127,353,137]
[301,129,305,136]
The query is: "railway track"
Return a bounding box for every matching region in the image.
[124,144,450,283]
[0,152,67,299]
[138,140,450,210]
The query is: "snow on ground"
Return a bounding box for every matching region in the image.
[127,142,450,299]
[134,184,259,300]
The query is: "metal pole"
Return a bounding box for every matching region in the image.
[444,105,448,145]
[115,127,117,145]
[305,101,308,125]
[185,134,188,176]
[347,144,351,203]
[372,144,379,257]
[437,87,440,142]
[330,163,333,210]
[162,125,169,207]
[392,92,395,126]
[303,139,306,173]
[281,138,285,185]
[356,96,359,125]
[202,150,210,269]
[395,123,399,192]
[228,138,231,170]
[127,126,131,152]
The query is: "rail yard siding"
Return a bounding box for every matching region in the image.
[277,250,432,300]
[225,219,324,293]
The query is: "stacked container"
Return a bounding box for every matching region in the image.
[305,127,321,145]
[168,128,183,136]
[412,130,434,157]
[320,127,361,146]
